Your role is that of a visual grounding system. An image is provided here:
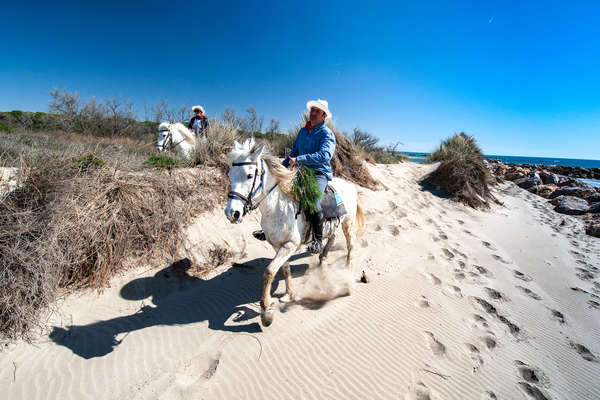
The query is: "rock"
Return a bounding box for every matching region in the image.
[586,194,600,204]
[549,187,597,199]
[505,171,526,181]
[536,184,557,198]
[549,195,564,206]
[588,203,600,214]
[514,175,541,190]
[586,223,600,238]
[554,196,590,215]
[557,176,578,187]
[540,171,561,185]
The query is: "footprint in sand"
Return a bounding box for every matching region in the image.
[470,314,490,329]
[481,241,497,250]
[471,297,521,335]
[492,254,511,264]
[518,382,551,400]
[464,343,484,367]
[424,331,446,356]
[457,260,466,269]
[515,361,549,386]
[513,270,532,282]
[569,342,597,362]
[454,271,466,280]
[474,265,494,278]
[443,284,463,299]
[416,296,431,308]
[405,381,439,400]
[480,332,497,351]
[588,300,600,309]
[575,268,596,281]
[482,391,498,399]
[438,232,448,240]
[485,287,509,302]
[452,248,468,259]
[442,248,455,259]
[388,225,401,236]
[550,309,566,324]
[426,273,442,285]
[516,285,542,300]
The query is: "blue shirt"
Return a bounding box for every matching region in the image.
[283,123,336,181]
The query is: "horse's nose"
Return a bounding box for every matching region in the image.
[233,210,241,221]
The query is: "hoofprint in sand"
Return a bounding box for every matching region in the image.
[1,162,599,400]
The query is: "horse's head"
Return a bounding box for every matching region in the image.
[156,122,172,152]
[225,139,265,223]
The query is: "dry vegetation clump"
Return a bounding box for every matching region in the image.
[0,154,226,341]
[192,119,238,168]
[428,132,483,162]
[331,131,380,190]
[423,133,497,209]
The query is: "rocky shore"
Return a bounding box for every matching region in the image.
[485,159,600,238]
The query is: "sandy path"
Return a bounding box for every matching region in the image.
[1,162,599,399]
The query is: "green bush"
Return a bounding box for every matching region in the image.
[145,154,180,168]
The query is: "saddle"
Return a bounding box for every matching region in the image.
[321,184,347,220]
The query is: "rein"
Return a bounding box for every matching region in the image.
[228,159,278,215]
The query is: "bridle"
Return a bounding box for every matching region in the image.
[228,159,278,216]
[157,125,187,152]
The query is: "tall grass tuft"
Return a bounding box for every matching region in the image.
[428,132,483,162]
[423,132,496,209]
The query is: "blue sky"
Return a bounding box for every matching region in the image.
[2,1,599,159]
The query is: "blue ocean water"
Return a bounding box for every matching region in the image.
[401,152,600,186]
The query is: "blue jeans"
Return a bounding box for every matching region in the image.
[315,174,328,212]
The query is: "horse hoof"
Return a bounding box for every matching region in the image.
[261,308,275,327]
[279,293,296,303]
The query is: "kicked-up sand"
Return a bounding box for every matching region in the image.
[1,162,599,399]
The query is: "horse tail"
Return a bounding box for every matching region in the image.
[355,200,365,233]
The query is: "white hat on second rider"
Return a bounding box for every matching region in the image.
[306,99,332,120]
[191,105,205,114]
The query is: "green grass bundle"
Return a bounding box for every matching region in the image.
[292,166,322,214]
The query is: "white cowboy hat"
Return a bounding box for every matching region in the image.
[306,99,332,119]
[191,105,205,113]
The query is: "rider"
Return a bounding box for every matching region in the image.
[188,105,209,137]
[254,99,336,254]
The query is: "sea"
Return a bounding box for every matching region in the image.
[402,152,600,188]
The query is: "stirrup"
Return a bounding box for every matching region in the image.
[252,230,266,241]
[307,239,323,254]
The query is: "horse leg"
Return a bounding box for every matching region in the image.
[342,218,355,268]
[261,242,295,327]
[318,234,336,266]
[279,261,296,303]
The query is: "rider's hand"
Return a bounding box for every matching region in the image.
[289,157,298,166]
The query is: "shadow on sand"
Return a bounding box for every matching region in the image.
[49,255,310,359]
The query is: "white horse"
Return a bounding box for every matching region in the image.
[156,122,197,161]
[225,139,365,326]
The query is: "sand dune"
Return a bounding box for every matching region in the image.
[1,162,599,399]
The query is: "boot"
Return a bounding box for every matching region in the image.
[307,211,324,254]
[252,230,267,241]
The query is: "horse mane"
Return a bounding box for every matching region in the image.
[228,139,296,198]
[262,156,295,197]
[159,122,195,145]
[171,123,196,145]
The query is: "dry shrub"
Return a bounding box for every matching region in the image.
[192,119,238,168]
[0,154,227,341]
[331,131,380,190]
[423,155,497,209]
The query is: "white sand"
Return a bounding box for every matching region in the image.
[1,162,599,399]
